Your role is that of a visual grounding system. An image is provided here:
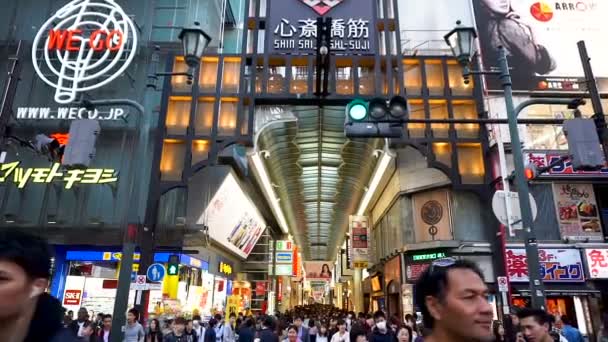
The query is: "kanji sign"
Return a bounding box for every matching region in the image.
[349,215,369,266]
[0,162,118,189]
[267,0,374,54]
[506,248,584,283]
[584,249,608,279]
[526,152,608,177]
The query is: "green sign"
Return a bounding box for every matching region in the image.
[412,252,446,261]
[167,264,179,276]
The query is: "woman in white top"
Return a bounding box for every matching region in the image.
[330,320,349,342]
[316,324,329,342]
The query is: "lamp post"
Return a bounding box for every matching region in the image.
[110,23,211,342]
[444,21,547,310]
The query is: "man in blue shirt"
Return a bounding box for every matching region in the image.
[561,315,584,342]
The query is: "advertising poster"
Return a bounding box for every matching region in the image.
[552,184,603,241]
[198,173,267,258]
[473,0,608,92]
[506,248,584,282]
[304,261,333,281]
[349,215,369,268]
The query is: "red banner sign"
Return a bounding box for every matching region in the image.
[255,282,266,296]
[526,152,608,177]
[63,289,82,306]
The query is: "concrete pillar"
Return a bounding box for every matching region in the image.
[353,268,364,312]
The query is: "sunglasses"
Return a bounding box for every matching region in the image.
[427,257,457,274]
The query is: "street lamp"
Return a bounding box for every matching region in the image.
[179,21,212,69]
[147,22,211,88]
[445,21,548,310]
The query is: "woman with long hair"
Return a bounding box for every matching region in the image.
[146,318,163,342]
[493,321,507,342]
[320,264,332,278]
[316,324,329,342]
[285,325,302,342]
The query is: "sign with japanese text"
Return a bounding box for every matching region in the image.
[218,261,234,277]
[506,248,584,283]
[349,215,369,267]
[584,249,608,279]
[552,184,603,241]
[255,282,267,296]
[404,251,450,283]
[267,0,375,54]
[526,152,608,177]
[0,162,118,189]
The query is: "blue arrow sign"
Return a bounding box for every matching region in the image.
[147,263,166,283]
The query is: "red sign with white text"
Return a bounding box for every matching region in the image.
[63,289,82,306]
[255,282,267,296]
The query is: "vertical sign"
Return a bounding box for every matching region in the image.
[349,215,369,268]
[552,184,603,241]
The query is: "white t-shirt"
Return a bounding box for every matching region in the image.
[330,332,350,342]
[77,321,85,337]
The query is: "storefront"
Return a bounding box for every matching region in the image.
[506,247,596,337]
[383,255,402,319]
[51,248,213,318]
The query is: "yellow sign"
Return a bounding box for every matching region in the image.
[353,261,368,268]
[0,162,118,189]
[226,295,240,322]
[219,261,233,276]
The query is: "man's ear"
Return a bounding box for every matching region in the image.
[30,278,49,298]
[425,295,443,322]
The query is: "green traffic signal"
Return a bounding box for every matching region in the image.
[347,99,368,121]
[167,264,179,275]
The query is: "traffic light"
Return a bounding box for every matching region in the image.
[62,120,100,169]
[524,163,538,181]
[167,254,180,276]
[564,118,605,171]
[344,96,409,138]
[33,134,64,162]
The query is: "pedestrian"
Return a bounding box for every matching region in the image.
[80,321,97,342]
[192,315,205,342]
[98,314,112,342]
[205,319,218,342]
[259,316,279,342]
[330,320,349,342]
[294,316,311,342]
[238,318,256,342]
[349,329,368,342]
[395,326,412,342]
[214,314,224,342]
[403,315,417,340]
[70,307,91,337]
[493,321,507,342]
[185,320,199,342]
[285,325,302,342]
[163,317,189,342]
[316,324,329,342]
[147,318,164,342]
[309,319,318,342]
[518,308,554,342]
[124,308,146,342]
[414,258,494,342]
[560,315,584,342]
[328,318,338,340]
[224,314,237,342]
[514,330,526,342]
[369,311,394,342]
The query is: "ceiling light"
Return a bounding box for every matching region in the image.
[251,153,289,233]
[356,152,393,215]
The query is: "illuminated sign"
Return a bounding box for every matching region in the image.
[219,261,234,276]
[412,252,446,261]
[526,152,608,177]
[16,107,127,121]
[0,162,118,189]
[32,0,138,104]
[506,248,584,282]
[63,289,82,305]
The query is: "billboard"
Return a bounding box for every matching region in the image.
[349,215,369,268]
[552,183,603,241]
[304,261,333,281]
[506,248,584,282]
[197,173,267,259]
[473,0,608,92]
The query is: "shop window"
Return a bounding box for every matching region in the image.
[447,61,473,96]
[192,140,210,165]
[358,59,375,95]
[195,98,215,136]
[403,59,422,95]
[429,100,448,138]
[199,57,219,93]
[172,57,192,92]
[160,139,186,181]
[268,57,286,94]
[457,143,485,184]
[424,60,445,96]
[432,143,452,167]
[452,100,479,138]
[408,99,425,138]
[166,97,191,135]
[241,100,250,135]
[218,98,238,136]
[255,59,264,94]
[290,57,308,94]
[222,57,241,93]
[336,58,354,95]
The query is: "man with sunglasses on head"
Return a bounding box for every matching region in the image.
[414,258,494,342]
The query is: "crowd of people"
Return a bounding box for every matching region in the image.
[0,229,604,342]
